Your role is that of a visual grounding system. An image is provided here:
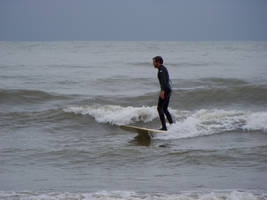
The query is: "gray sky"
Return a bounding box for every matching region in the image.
[0,0,267,41]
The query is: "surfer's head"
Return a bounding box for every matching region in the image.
[153,56,163,68]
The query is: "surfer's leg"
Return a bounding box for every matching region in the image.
[157,96,167,130]
[163,92,173,124]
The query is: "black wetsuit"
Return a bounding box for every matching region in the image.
[157,65,173,130]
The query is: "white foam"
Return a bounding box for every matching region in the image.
[0,190,265,200]
[64,105,267,139]
[64,105,159,125]
[158,109,267,140]
[243,112,267,131]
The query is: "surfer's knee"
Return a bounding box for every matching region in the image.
[157,106,163,113]
[163,108,168,114]
[163,105,169,112]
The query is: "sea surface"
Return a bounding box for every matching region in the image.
[0,41,267,200]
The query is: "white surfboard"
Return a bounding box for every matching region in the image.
[120,125,165,139]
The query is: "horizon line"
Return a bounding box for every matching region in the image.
[0,40,267,42]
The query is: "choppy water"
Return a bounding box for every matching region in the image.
[0,41,267,199]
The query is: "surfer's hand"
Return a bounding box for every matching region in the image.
[160,90,165,99]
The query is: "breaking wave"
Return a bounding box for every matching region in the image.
[159,109,267,140]
[64,105,267,139]
[64,105,160,125]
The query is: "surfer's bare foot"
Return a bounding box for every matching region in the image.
[159,127,167,131]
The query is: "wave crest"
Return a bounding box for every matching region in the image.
[64,105,267,139]
[63,105,159,125]
[159,109,267,140]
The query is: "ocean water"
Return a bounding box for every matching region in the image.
[0,41,267,199]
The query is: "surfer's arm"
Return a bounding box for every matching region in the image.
[158,70,168,99]
[160,90,165,99]
[158,69,168,92]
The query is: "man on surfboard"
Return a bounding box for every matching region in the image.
[153,56,173,131]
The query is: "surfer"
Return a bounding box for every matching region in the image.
[153,56,173,130]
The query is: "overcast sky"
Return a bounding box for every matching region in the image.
[0,0,266,41]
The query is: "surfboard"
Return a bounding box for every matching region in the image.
[120,125,166,133]
[120,125,166,139]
